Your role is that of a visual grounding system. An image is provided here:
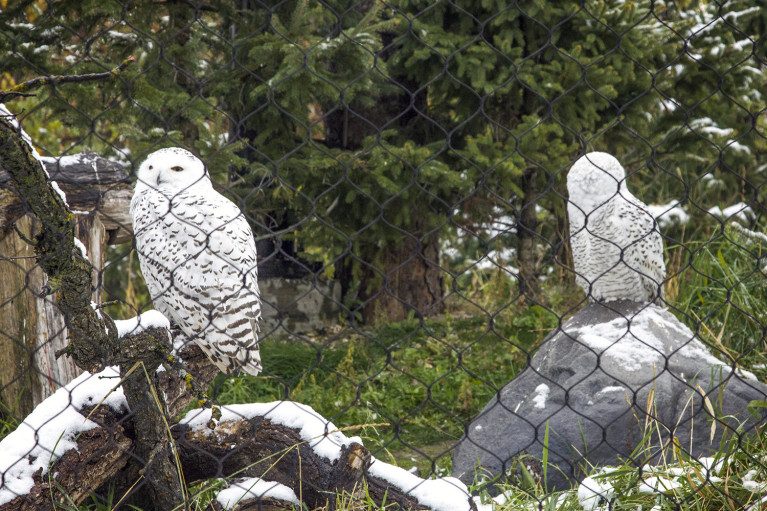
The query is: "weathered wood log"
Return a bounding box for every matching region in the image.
[0,151,132,416]
[1,403,430,511]
[0,339,218,511]
[207,497,297,511]
[0,114,183,509]
[0,152,133,243]
[176,417,427,511]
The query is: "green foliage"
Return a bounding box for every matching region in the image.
[1,0,764,300]
[2,1,767,508]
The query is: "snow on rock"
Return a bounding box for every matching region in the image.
[0,367,126,505]
[180,401,359,463]
[597,386,626,396]
[566,306,740,375]
[113,310,171,338]
[531,384,549,409]
[216,478,299,509]
[0,103,48,176]
[453,301,767,492]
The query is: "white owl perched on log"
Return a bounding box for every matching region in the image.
[130,148,262,375]
[566,152,665,303]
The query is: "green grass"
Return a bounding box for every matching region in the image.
[211,305,559,475]
[668,224,767,374]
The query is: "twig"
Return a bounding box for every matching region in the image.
[0,56,136,102]
[0,91,35,99]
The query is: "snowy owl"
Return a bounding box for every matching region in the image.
[566,152,665,303]
[130,148,262,375]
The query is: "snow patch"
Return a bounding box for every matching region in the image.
[647,202,689,228]
[578,474,615,511]
[0,368,126,505]
[597,386,626,396]
[216,478,299,509]
[40,154,89,166]
[50,181,68,204]
[180,402,359,463]
[113,310,171,338]
[639,475,683,493]
[568,306,739,376]
[532,384,549,409]
[73,238,87,258]
[367,461,476,511]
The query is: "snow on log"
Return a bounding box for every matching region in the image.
[0,338,481,511]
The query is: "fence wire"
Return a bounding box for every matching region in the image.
[0,1,766,510]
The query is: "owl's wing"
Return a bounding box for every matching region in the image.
[168,190,260,324]
[604,198,666,300]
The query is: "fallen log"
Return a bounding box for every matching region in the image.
[0,357,474,511]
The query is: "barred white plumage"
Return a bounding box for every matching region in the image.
[567,152,665,303]
[130,147,262,375]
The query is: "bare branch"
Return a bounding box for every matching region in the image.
[0,56,136,102]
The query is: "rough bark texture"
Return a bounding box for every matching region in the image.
[361,232,444,323]
[0,123,120,373]
[121,366,184,510]
[0,117,179,509]
[0,378,430,511]
[177,417,428,511]
[0,152,132,416]
[517,165,540,302]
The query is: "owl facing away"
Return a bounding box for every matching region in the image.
[566,152,665,303]
[130,147,261,375]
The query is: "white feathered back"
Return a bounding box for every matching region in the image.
[567,152,665,303]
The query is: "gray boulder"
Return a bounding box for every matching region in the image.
[452,301,767,491]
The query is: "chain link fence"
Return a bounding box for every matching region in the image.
[0,0,766,509]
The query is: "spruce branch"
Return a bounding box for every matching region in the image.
[0,56,136,102]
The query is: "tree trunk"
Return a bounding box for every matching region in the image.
[0,153,132,417]
[517,166,540,302]
[361,231,443,323]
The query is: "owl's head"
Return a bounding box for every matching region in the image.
[135,147,209,192]
[566,152,627,213]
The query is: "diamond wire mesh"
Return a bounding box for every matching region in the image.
[0,0,765,509]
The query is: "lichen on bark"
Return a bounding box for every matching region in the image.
[0,113,113,372]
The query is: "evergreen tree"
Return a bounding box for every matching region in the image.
[1,0,763,323]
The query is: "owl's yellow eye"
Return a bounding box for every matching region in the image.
[171,166,184,172]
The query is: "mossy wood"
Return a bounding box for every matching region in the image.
[0,148,132,417]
